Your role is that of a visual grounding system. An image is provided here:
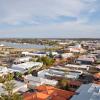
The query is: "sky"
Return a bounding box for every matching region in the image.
[0,0,100,38]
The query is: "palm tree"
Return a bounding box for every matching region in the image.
[0,81,22,100]
[0,72,22,100]
[37,56,55,69]
[3,81,16,98]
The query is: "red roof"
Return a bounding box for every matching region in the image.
[94,73,100,79]
[23,85,75,100]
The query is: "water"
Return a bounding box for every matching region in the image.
[0,41,52,49]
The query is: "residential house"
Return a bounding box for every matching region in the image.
[9,62,43,73]
[23,85,75,100]
[71,83,100,100]
[24,74,58,88]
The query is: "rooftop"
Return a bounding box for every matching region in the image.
[10,62,43,73]
[23,85,75,100]
[71,83,100,100]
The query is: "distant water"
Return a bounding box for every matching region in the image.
[0,41,52,49]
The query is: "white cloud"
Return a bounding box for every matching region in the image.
[0,0,92,24]
[0,0,99,38]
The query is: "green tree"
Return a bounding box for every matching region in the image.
[37,56,54,67]
[0,72,22,100]
[15,72,22,78]
[0,81,22,100]
[3,81,16,97]
[36,56,55,69]
[0,76,5,83]
[5,73,14,81]
[59,79,70,90]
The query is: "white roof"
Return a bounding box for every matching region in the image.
[22,52,46,57]
[96,65,100,69]
[77,56,95,62]
[14,56,32,62]
[10,62,43,72]
[38,68,81,79]
[0,66,12,76]
[71,83,100,100]
[61,53,73,58]
[65,64,90,69]
[24,74,58,86]
[65,74,79,79]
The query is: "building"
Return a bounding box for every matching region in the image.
[96,65,100,70]
[23,85,75,100]
[65,64,90,71]
[94,73,100,80]
[61,53,74,59]
[13,56,32,64]
[67,44,86,53]
[38,67,82,80]
[24,74,58,88]
[0,66,13,76]
[76,56,95,65]
[71,83,100,100]
[22,51,46,57]
[9,62,43,73]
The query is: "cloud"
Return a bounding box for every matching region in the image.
[0,0,88,24]
[0,0,99,38]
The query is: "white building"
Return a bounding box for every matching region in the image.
[9,62,43,73]
[38,68,81,79]
[71,83,100,100]
[22,51,46,57]
[65,64,90,71]
[24,74,58,87]
[61,53,74,58]
[68,44,86,53]
[14,56,32,64]
[0,66,13,76]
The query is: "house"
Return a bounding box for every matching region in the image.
[0,66,13,76]
[96,65,100,70]
[9,62,43,73]
[67,44,86,53]
[13,56,32,64]
[38,69,65,79]
[75,55,95,65]
[38,67,81,80]
[24,74,58,88]
[22,51,46,57]
[61,53,74,59]
[71,83,100,100]
[94,73,100,80]
[65,64,90,71]
[23,85,75,100]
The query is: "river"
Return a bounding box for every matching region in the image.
[0,41,52,49]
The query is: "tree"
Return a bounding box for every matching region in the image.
[15,72,22,78]
[5,73,14,81]
[0,73,22,100]
[3,81,16,97]
[59,79,70,90]
[0,76,5,83]
[37,56,55,68]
